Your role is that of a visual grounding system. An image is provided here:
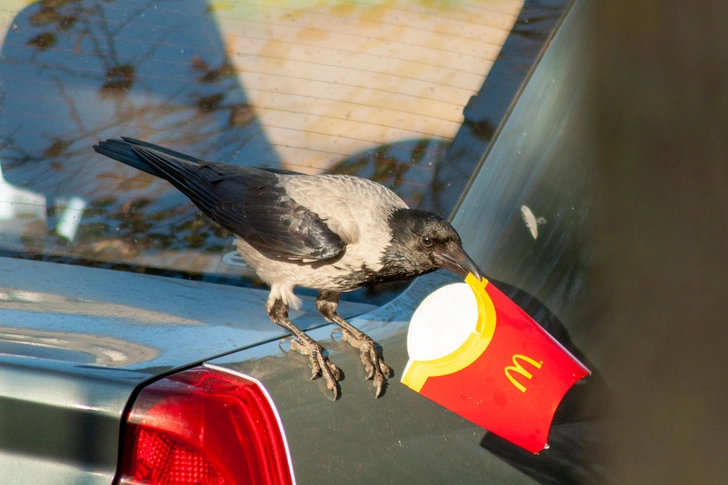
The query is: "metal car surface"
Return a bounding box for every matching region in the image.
[0,0,597,484]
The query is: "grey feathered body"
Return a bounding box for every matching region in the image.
[236,174,408,309]
[92,138,412,311]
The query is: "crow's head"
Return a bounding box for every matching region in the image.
[382,209,482,280]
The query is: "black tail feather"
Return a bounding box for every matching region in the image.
[93,139,161,176]
[119,137,204,164]
[93,137,206,177]
[128,146,221,216]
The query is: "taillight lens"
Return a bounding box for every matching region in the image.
[116,364,295,485]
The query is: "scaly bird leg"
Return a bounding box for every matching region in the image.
[316,290,392,398]
[267,298,342,399]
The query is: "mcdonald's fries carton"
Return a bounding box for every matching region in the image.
[401,274,590,453]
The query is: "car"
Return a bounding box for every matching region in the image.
[0,0,606,484]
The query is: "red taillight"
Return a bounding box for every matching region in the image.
[116,364,295,485]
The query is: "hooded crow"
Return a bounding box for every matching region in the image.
[93,137,482,398]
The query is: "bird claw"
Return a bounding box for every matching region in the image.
[374,374,387,399]
[338,329,391,398]
[288,337,341,399]
[278,337,293,355]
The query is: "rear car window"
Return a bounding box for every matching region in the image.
[0,0,569,289]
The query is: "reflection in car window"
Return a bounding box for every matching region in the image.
[0,0,567,286]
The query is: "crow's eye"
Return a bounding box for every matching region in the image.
[422,236,433,247]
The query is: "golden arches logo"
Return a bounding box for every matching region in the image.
[504,354,543,392]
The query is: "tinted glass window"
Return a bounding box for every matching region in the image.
[0,0,569,286]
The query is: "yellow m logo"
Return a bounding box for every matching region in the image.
[504,354,543,392]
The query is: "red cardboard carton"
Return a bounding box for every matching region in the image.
[401,274,590,453]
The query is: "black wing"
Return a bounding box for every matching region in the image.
[93,138,345,261]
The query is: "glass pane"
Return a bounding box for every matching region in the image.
[0,0,537,279]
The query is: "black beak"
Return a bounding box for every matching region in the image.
[434,244,482,281]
